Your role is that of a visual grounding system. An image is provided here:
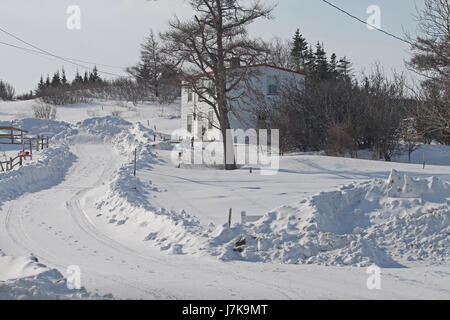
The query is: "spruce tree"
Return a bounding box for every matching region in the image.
[304,46,315,74]
[73,71,83,86]
[89,66,101,83]
[51,71,61,87]
[290,29,308,72]
[61,68,68,86]
[329,53,338,76]
[314,42,328,79]
[36,75,45,96]
[337,56,353,79]
[83,72,89,84]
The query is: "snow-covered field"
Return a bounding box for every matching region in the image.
[0,99,449,299]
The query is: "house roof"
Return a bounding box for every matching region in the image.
[180,64,306,81]
[246,64,307,76]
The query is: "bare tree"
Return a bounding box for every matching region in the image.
[259,37,292,69]
[161,0,274,170]
[407,0,450,144]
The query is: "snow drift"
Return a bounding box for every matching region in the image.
[0,253,94,299]
[92,117,208,254]
[0,144,76,206]
[203,170,449,267]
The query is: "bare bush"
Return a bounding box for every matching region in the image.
[324,124,358,157]
[32,103,57,120]
[111,110,122,117]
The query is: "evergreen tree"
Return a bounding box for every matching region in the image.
[290,29,308,72]
[83,72,89,84]
[337,56,353,79]
[329,53,338,76]
[128,29,177,98]
[36,75,45,95]
[72,70,84,86]
[303,46,315,74]
[61,68,68,86]
[314,42,328,79]
[51,71,61,87]
[45,75,51,87]
[89,66,101,83]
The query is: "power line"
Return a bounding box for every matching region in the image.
[0,25,130,78]
[320,0,412,46]
[0,40,126,71]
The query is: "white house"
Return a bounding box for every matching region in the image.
[180,64,306,141]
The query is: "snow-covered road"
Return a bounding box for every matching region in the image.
[1,141,448,299]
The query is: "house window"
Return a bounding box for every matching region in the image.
[208,111,214,129]
[187,88,193,102]
[267,76,279,95]
[187,114,193,133]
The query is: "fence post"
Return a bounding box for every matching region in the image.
[11,128,14,144]
[423,152,426,169]
[228,208,232,227]
[36,136,40,151]
[0,161,4,172]
[41,136,44,149]
[29,139,32,155]
[46,136,49,148]
[10,157,13,170]
[19,154,22,166]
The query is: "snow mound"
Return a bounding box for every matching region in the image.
[94,119,206,253]
[0,254,94,299]
[0,118,71,138]
[0,144,76,206]
[204,170,450,267]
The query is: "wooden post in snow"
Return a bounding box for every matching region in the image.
[133,148,137,177]
[228,208,232,227]
[423,152,426,169]
[41,136,44,150]
[29,140,32,155]
[36,136,40,151]
[46,136,49,148]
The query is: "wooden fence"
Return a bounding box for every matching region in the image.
[0,126,49,172]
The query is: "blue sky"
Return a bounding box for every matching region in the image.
[0,0,422,93]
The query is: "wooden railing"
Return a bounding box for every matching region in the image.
[0,126,49,172]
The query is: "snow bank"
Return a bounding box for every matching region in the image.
[0,254,95,299]
[203,170,449,267]
[80,117,449,266]
[92,118,207,254]
[0,144,76,206]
